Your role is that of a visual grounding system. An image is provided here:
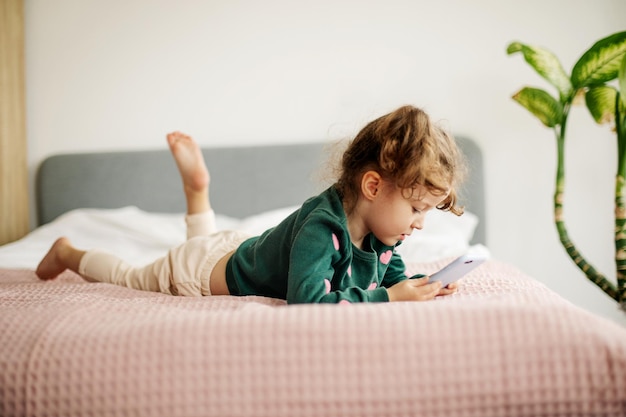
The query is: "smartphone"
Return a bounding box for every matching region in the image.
[429,252,488,288]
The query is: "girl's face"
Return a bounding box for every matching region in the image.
[367,182,448,247]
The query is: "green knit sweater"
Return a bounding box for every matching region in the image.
[226,186,417,304]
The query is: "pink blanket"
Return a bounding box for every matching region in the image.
[2,260,626,417]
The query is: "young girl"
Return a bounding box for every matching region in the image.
[36,105,466,304]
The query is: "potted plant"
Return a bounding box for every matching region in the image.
[506,31,626,309]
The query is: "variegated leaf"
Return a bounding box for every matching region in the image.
[571,31,626,88]
[507,41,572,101]
[512,87,563,128]
[618,54,626,108]
[585,86,616,124]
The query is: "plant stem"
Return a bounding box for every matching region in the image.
[554,107,619,301]
[615,175,626,303]
[616,94,626,302]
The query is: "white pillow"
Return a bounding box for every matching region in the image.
[394,209,479,262]
[219,206,479,262]
[234,206,300,235]
[215,206,300,235]
[0,205,479,269]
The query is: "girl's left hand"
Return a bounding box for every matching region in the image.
[437,282,458,296]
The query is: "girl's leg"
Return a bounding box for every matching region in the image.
[167,131,210,216]
[37,237,181,295]
[36,132,218,292]
[166,131,217,238]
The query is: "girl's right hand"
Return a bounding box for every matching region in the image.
[387,277,442,302]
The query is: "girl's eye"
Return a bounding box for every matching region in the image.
[413,207,422,214]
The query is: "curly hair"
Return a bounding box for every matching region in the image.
[335,105,466,216]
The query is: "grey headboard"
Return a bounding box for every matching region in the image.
[36,137,486,244]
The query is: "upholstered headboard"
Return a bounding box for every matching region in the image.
[36,137,486,244]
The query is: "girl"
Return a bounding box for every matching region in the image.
[36,105,466,304]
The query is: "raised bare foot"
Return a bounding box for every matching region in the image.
[36,237,72,280]
[166,131,210,194]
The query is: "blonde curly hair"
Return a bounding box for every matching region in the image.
[335,105,466,216]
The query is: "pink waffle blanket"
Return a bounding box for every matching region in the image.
[2,260,626,417]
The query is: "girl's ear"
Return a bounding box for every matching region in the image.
[361,171,382,201]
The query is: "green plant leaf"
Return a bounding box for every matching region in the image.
[571,31,626,89]
[507,41,572,101]
[512,87,563,128]
[618,54,626,108]
[585,86,616,124]
[617,55,626,128]
[615,113,626,150]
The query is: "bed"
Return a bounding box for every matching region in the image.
[1,137,625,417]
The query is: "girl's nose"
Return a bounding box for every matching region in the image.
[411,217,424,230]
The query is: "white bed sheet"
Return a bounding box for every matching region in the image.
[0,206,480,269]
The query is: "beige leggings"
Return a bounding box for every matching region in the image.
[78,211,250,296]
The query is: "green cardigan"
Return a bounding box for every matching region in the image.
[226,186,415,304]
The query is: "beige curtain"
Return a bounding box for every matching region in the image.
[0,0,29,245]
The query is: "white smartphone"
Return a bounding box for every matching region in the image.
[429,252,488,288]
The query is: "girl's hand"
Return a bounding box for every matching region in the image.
[387,277,443,302]
[438,282,458,296]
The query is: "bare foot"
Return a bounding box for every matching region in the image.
[166,131,210,194]
[36,237,72,280]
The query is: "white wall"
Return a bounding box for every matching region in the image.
[25,0,626,325]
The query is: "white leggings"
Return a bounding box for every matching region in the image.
[78,211,250,296]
